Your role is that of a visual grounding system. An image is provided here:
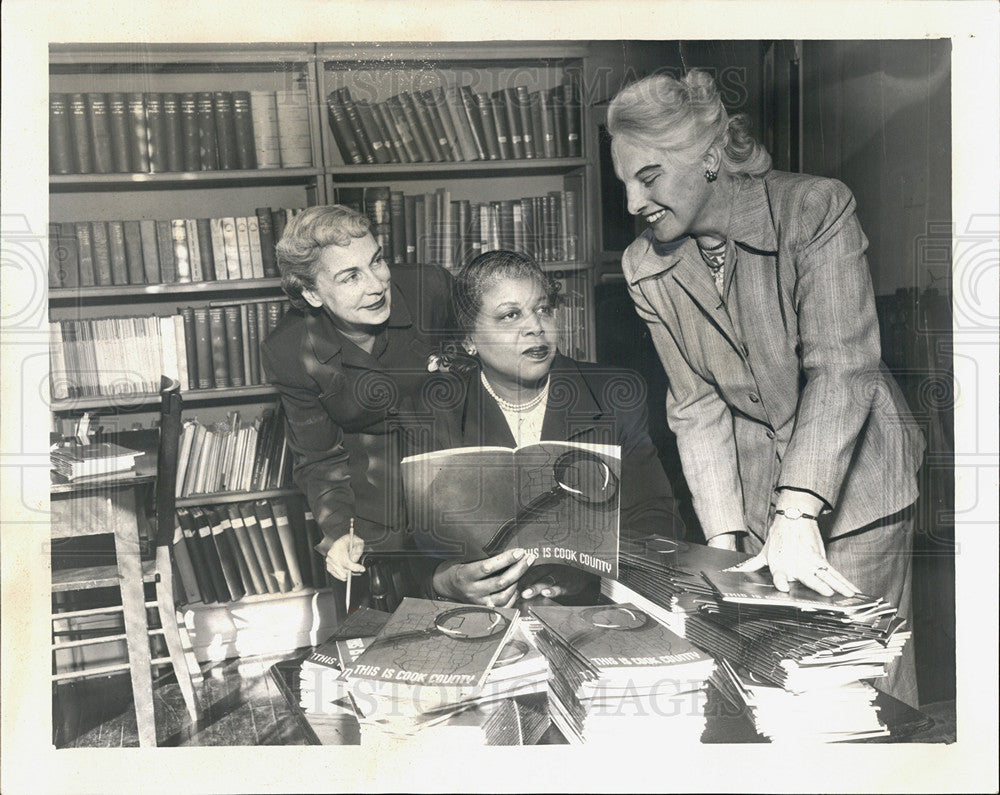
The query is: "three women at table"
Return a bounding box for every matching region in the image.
[607,70,924,705]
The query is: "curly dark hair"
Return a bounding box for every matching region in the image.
[453,249,560,334]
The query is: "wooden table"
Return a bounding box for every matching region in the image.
[50,431,161,747]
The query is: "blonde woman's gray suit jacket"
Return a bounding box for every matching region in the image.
[622,169,925,542]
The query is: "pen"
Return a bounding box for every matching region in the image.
[345,517,354,614]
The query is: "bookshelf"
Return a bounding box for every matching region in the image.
[48,41,602,659]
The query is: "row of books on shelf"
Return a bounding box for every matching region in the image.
[326,80,581,166]
[49,89,312,175]
[48,207,303,290]
[48,298,290,400]
[171,496,330,607]
[339,186,581,269]
[175,405,290,498]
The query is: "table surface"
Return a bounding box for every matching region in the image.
[268,654,934,746]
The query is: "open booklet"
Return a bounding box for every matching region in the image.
[402,441,620,578]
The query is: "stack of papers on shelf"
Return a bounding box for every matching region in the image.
[686,568,910,694]
[50,440,142,481]
[712,659,889,743]
[602,537,747,634]
[335,598,550,747]
[530,603,715,745]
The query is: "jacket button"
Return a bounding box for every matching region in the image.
[748,393,760,403]
[387,407,399,416]
[765,429,775,439]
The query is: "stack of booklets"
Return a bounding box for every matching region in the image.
[601,537,747,634]
[530,603,716,745]
[711,659,889,743]
[333,598,551,748]
[686,567,911,694]
[50,440,142,481]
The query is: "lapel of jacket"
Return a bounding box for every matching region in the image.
[460,366,517,448]
[540,355,601,442]
[668,240,743,355]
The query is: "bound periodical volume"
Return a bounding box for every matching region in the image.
[325,79,581,166]
[170,495,329,606]
[50,439,142,481]
[47,208,304,290]
[49,90,311,175]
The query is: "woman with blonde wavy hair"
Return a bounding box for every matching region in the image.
[609,70,925,705]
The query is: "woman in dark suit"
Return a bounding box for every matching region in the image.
[608,70,924,705]
[261,205,454,589]
[406,249,678,607]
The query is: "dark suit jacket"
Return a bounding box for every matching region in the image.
[405,354,680,545]
[261,264,454,554]
[623,170,925,542]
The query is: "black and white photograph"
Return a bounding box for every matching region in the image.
[1,1,997,792]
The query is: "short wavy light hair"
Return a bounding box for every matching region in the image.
[274,204,371,310]
[607,69,772,177]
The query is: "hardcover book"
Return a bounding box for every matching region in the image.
[402,441,621,577]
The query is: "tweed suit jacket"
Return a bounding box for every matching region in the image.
[622,170,925,542]
[261,264,454,555]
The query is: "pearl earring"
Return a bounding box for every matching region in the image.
[704,167,718,183]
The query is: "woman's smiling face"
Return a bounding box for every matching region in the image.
[612,135,714,243]
[467,275,557,393]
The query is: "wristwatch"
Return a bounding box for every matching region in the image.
[774,507,818,521]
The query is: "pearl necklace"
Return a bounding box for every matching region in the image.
[481,372,549,412]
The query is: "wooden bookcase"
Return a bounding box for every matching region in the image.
[48,41,601,661]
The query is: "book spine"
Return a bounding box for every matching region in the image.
[271,499,305,590]
[234,216,253,279]
[563,78,582,158]
[534,89,555,159]
[196,91,219,170]
[182,423,207,495]
[213,91,238,170]
[120,220,145,285]
[442,86,478,161]
[255,500,292,593]
[375,100,409,164]
[208,307,230,388]
[191,307,214,389]
[53,222,80,288]
[502,87,526,159]
[88,221,112,286]
[231,90,257,170]
[105,92,132,172]
[220,217,241,280]
[549,85,566,158]
[86,93,115,174]
[515,85,536,159]
[249,90,281,168]
[254,303,268,381]
[389,191,406,265]
[245,303,261,386]
[488,91,512,160]
[172,314,189,391]
[385,96,420,163]
[47,224,66,288]
[171,519,204,604]
[161,92,185,172]
[429,87,460,161]
[106,220,129,285]
[196,217,216,281]
[563,189,579,262]
[338,87,376,164]
[175,420,196,499]
[239,502,278,593]
[158,315,181,386]
[144,92,168,173]
[67,92,93,174]
[74,222,96,286]
[177,507,218,603]
[223,305,245,388]
[255,207,278,278]
[179,92,200,171]
[155,219,177,283]
[246,215,265,279]
[474,92,501,161]
[284,497,315,589]
[138,219,160,284]
[169,218,191,283]
[49,93,74,174]
[355,100,390,164]
[302,508,329,587]
[218,506,256,596]
[365,186,392,258]
[126,92,150,173]
[207,218,227,280]
[226,504,266,594]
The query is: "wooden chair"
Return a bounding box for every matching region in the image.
[51,377,201,746]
